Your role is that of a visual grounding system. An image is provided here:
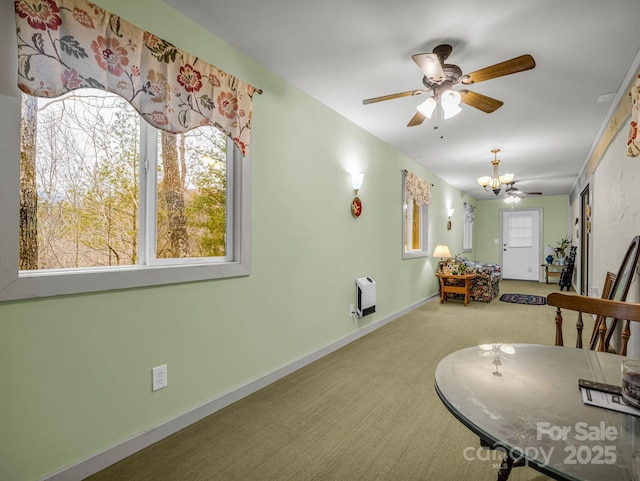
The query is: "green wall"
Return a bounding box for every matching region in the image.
[0,2,571,479]
[0,1,468,479]
[475,195,570,265]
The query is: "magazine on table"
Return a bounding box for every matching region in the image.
[581,387,640,416]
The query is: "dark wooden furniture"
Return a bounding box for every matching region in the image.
[435,273,476,306]
[558,245,576,291]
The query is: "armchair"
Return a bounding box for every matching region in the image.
[440,257,501,303]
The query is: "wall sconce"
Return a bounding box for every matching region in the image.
[447,208,454,230]
[351,173,364,218]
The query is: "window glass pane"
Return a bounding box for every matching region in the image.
[156,128,227,259]
[20,90,140,270]
[508,215,533,248]
[411,200,421,250]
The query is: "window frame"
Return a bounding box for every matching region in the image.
[402,173,429,260]
[0,93,251,302]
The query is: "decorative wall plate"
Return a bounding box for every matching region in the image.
[351,197,362,217]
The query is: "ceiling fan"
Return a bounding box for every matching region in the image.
[362,44,536,127]
[505,181,543,198]
[495,181,544,204]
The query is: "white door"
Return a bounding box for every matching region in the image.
[502,209,540,280]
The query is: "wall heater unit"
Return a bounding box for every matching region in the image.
[355,276,376,318]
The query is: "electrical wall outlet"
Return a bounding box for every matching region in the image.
[152,364,168,391]
[349,304,355,316]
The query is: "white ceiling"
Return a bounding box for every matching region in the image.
[163,0,640,200]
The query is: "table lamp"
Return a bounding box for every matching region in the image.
[433,244,452,272]
[544,245,555,265]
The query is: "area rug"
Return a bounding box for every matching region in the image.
[499,293,547,305]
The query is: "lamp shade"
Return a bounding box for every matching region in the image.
[351,172,364,191]
[417,97,437,118]
[433,244,452,258]
[441,90,462,119]
[477,176,492,187]
[499,173,515,184]
[544,245,555,257]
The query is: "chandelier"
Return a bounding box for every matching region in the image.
[477,149,514,195]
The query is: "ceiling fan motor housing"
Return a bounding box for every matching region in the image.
[423,64,463,89]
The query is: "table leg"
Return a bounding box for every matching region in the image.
[545,266,549,284]
[497,452,525,481]
[464,279,470,306]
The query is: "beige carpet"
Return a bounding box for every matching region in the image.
[87,280,582,481]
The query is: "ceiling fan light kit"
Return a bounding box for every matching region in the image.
[441,89,462,119]
[417,97,437,118]
[362,44,535,127]
[416,89,462,120]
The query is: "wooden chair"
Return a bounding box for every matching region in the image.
[550,235,640,356]
[588,271,616,350]
[548,291,640,356]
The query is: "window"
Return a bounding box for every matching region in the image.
[0,90,251,301]
[402,171,430,259]
[462,202,475,252]
[507,214,534,248]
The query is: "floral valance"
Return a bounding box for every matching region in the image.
[628,73,640,157]
[404,171,431,206]
[14,0,261,156]
[464,202,475,222]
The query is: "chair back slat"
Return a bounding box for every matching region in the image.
[547,292,640,355]
[589,271,616,349]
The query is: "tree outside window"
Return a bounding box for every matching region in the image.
[19,89,230,271]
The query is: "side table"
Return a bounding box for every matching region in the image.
[541,264,562,284]
[435,273,477,306]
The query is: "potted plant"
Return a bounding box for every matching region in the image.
[555,237,571,264]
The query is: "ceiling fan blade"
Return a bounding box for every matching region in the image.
[411,53,446,83]
[461,54,536,85]
[459,90,504,113]
[362,90,425,105]
[407,111,426,127]
[511,189,543,196]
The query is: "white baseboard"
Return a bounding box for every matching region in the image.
[42,295,434,481]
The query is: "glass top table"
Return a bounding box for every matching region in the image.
[434,343,640,481]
